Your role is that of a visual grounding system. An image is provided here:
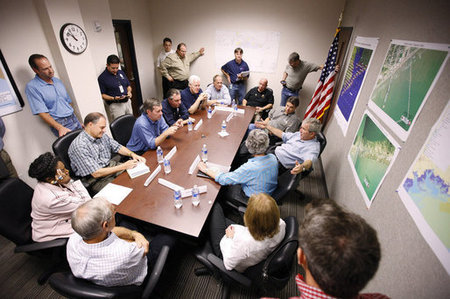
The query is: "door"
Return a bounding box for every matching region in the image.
[112,20,143,117]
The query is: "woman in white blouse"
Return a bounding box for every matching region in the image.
[28,152,90,242]
[209,193,286,272]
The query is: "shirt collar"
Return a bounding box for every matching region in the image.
[145,114,159,125]
[296,274,336,299]
[34,74,53,85]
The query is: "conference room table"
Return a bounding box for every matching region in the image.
[114,106,255,239]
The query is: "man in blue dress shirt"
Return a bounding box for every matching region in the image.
[25,54,82,137]
[221,48,250,105]
[260,118,321,174]
[127,98,181,153]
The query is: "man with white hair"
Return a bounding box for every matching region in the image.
[198,130,278,205]
[180,75,208,114]
[205,75,231,105]
[66,197,175,287]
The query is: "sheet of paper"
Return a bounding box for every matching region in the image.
[206,162,230,173]
[189,155,201,175]
[214,106,245,114]
[165,146,177,160]
[158,178,184,191]
[144,165,161,186]
[181,185,207,198]
[126,162,150,179]
[94,183,133,205]
[194,119,203,130]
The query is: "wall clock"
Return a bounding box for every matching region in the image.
[59,23,88,54]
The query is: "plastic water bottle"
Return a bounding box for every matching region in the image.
[191,185,200,206]
[207,106,212,119]
[232,99,237,115]
[201,144,208,162]
[156,146,164,164]
[187,119,193,131]
[174,189,182,209]
[163,158,171,174]
[221,120,227,133]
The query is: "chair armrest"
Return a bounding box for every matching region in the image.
[15,238,68,253]
[142,245,170,298]
[207,254,252,288]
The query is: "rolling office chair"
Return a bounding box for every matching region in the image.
[52,128,82,177]
[110,114,136,146]
[49,245,170,299]
[0,178,68,284]
[194,216,299,299]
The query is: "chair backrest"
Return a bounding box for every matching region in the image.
[49,245,170,299]
[110,114,136,146]
[52,129,82,177]
[244,216,299,291]
[272,170,301,205]
[316,132,327,157]
[0,178,34,246]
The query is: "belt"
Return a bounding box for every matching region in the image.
[105,96,129,105]
[285,86,301,93]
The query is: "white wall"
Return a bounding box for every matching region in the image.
[322,0,450,297]
[0,0,115,186]
[147,0,345,114]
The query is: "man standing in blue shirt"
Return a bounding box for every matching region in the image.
[25,54,82,137]
[98,55,133,121]
[127,98,180,153]
[221,48,250,105]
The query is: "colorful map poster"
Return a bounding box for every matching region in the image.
[397,102,450,275]
[335,37,378,135]
[368,40,449,141]
[348,111,400,208]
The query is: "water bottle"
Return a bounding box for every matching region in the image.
[221,120,227,133]
[201,144,208,162]
[191,185,200,206]
[207,106,212,119]
[174,189,182,209]
[187,119,193,131]
[163,158,171,174]
[232,99,238,115]
[156,146,164,164]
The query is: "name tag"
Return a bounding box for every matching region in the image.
[119,85,124,93]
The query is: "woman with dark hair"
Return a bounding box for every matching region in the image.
[209,193,286,272]
[28,152,90,242]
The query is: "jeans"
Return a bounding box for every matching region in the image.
[229,82,246,105]
[280,86,299,106]
[51,114,82,136]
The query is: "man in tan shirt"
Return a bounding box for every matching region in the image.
[159,43,205,93]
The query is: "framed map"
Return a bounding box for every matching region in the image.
[348,110,400,208]
[0,49,24,116]
[397,102,450,275]
[335,36,378,135]
[368,40,449,141]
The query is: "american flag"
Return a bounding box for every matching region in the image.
[304,29,340,121]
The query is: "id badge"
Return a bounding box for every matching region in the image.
[119,85,124,93]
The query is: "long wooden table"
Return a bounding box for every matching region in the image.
[114,106,255,238]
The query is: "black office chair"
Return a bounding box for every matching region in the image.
[110,114,136,146]
[48,245,170,299]
[52,128,82,177]
[195,216,299,299]
[0,178,68,284]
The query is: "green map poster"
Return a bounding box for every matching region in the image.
[368,40,449,141]
[348,111,400,208]
[398,102,450,275]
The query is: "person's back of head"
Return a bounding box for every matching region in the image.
[71,197,113,240]
[299,198,381,298]
[244,193,280,241]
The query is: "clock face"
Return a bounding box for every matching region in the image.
[59,23,88,54]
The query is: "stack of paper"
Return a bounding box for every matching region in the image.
[127,162,150,179]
